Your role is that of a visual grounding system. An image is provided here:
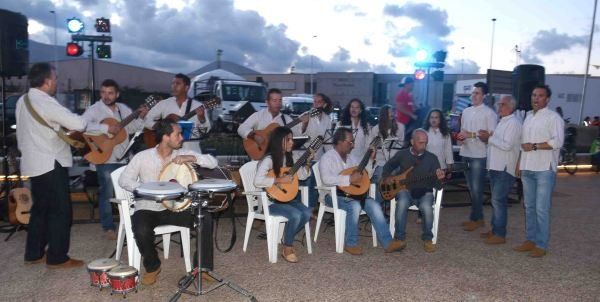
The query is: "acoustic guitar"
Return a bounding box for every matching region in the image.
[379,163,468,200]
[8,187,32,225]
[265,136,324,202]
[76,95,161,164]
[243,108,322,160]
[143,97,221,148]
[337,136,382,198]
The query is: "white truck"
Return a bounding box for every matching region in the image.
[188,69,267,131]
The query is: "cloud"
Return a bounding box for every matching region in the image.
[292,47,394,73]
[384,2,453,58]
[333,4,366,16]
[444,59,481,74]
[521,28,586,64]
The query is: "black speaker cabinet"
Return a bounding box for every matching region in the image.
[0,9,29,77]
[512,64,545,111]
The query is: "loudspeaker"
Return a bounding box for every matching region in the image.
[512,64,545,111]
[0,9,29,77]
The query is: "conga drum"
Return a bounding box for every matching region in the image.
[87,258,119,289]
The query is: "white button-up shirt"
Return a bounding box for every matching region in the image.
[237,108,301,139]
[118,147,218,212]
[426,128,454,169]
[319,148,374,187]
[16,88,87,177]
[82,101,144,163]
[520,107,564,172]
[460,104,498,158]
[487,114,522,176]
[302,113,333,160]
[369,123,405,168]
[254,154,311,188]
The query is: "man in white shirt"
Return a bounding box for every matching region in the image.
[17,63,87,268]
[82,79,148,239]
[478,95,522,244]
[319,128,404,255]
[513,85,564,258]
[144,73,210,153]
[457,82,497,231]
[119,119,218,285]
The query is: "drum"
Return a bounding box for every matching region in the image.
[189,179,237,212]
[107,265,138,296]
[87,258,119,289]
[135,181,186,201]
[159,162,199,211]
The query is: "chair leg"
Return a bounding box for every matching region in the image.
[313,205,326,242]
[116,222,125,261]
[304,220,313,254]
[133,245,142,272]
[264,220,274,263]
[162,233,171,259]
[371,224,377,247]
[181,229,191,272]
[243,212,255,252]
[335,210,346,253]
[389,198,396,237]
[432,194,442,245]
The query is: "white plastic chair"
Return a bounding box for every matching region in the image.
[239,161,313,263]
[313,164,378,253]
[110,166,191,272]
[389,188,443,244]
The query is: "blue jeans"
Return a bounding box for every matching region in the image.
[489,169,515,237]
[96,163,124,231]
[394,191,434,241]
[268,197,311,246]
[521,170,556,250]
[464,157,487,221]
[299,173,317,209]
[325,195,393,248]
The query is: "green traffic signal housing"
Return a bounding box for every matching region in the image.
[96,44,111,58]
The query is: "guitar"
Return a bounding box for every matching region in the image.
[243,108,322,160]
[76,95,161,164]
[379,163,468,200]
[265,136,324,202]
[143,97,222,148]
[8,187,32,225]
[337,136,382,198]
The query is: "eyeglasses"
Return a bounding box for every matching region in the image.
[345,140,355,145]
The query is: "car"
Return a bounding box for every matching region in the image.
[366,106,380,126]
[282,96,313,118]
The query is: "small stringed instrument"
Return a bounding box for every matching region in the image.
[79,95,160,164]
[8,187,32,225]
[265,136,324,202]
[379,163,468,200]
[143,97,221,148]
[337,136,382,198]
[243,108,322,160]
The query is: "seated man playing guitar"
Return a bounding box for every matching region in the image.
[253,127,313,263]
[319,128,404,255]
[381,129,445,253]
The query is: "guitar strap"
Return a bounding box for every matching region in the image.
[281,114,287,126]
[184,97,193,115]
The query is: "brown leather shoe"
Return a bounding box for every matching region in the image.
[47,258,84,269]
[479,230,492,238]
[282,246,298,263]
[25,253,46,265]
[463,220,484,231]
[424,240,437,253]
[141,267,161,285]
[384,239,407,253]
[485,235,506,245]
[344,246,363,255]
[513,240,535,252]
[528,247,546,258]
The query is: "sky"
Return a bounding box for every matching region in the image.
[1,0,599,76]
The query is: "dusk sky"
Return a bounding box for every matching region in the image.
[1,0,598,75]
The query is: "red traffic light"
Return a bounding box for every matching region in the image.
[414,69,426,80]
[66,42,83,56]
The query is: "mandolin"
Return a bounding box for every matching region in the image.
[337,136,382,198]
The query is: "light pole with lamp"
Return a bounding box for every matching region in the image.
[50,10,58,74]
[309,35,317,95]
[489,18,497,69]
[578,0,597,124]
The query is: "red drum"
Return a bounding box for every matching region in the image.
[87,258,119,289]
[107,265,138,296]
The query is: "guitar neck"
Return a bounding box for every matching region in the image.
[180,104,204,121]
[356,149,373,173]
[288,151,310,176]
[285,117,304,130]
[399,166,462,186]
[118,110,141,129]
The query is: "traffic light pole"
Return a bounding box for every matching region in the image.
[89,41,96,104]
[425,66,431,106]
[72,35,111,106]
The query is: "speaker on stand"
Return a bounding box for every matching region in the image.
[512,64,545,112]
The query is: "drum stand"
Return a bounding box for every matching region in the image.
[169,195,256,302]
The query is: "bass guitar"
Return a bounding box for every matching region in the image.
[337,136,382,198]
[143,97,221,148]
[265,136,324,202]
[75,95,161,164]
[379,162,468,200]
[243,108,322,160]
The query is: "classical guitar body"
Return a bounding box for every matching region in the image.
[265,167,299,202]
[242,123,280,160]
[83,118,128,164]
[337,167,370,196]
[8,187,32,225]
[379,167,413,200]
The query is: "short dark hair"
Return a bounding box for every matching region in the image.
[28,63,54,88]
[533,84,552,98]
[333,127,352,146]
[101,79,120,92]
[473,82,489,95]
[174,73,191,87]
[155,117,178,143]
[267,88,282,100]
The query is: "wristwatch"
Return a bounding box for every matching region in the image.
[532,143,538,151]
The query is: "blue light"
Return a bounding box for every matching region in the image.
[416,49,428,62]
[67,17,84,33]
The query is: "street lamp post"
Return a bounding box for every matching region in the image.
[309,35,317,95]
[489,18,497,70]
[460,46,465,80]
[50,10,58,74]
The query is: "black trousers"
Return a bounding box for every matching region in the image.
[25,161,72,264]
[132,209,214,273]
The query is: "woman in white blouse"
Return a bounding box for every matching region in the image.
[423,109,454,170]
[370,105,405,184]
[253,127,312,263]
[337,98,371,162]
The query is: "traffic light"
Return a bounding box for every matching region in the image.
[414,69,426,80]
[432,70,444,81]
[66,17,84,33]
[66,42,83,56]
[95,18,110,33]
[433,50,447,63]
[96,44,111,58]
